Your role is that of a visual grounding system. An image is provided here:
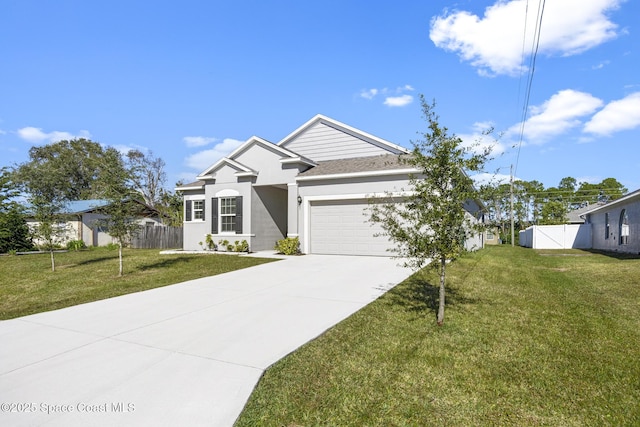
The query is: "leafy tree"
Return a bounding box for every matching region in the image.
[369,97,491,326]
[14,139,113,200]
[157,182,184,227]
[598,178,627,201]
[540,200,567,225]
[576,178,627,205]
[0,208,33,253]
[0,168,33,253]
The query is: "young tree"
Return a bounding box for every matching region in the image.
[369,96,492,326]
[97,148,141,276]
[16,170,68,271]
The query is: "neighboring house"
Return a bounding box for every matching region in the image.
[484,226,501,245]
[567,203,604,224]
[583,188,640,254]
[178,114,485,255]
[27,199,164,247]
[520,190,639,253]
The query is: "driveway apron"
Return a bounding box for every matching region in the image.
[0,254,409,426]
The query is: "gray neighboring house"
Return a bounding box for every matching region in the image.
[27,199,112,247]
[583,188,640,254]
[178,114,485,255]
[27,199,165,248]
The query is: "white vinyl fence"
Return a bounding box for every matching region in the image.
[519,225,591,249]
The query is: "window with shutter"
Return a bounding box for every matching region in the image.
[216,196,243,234]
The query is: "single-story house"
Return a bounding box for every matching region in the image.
[583,188,640,254]
[178,114,485,256]
[27,199,164,247]
[484,226,501,245]
[520,190,639,252]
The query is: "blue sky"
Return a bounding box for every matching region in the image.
[1,0,638,192]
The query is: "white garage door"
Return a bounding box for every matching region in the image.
[309,199,394,256]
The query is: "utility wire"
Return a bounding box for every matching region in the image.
[514,0,546,176]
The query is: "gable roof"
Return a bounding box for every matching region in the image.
[278,114,408,155]
[194,114,408,179]
[197,136,315,178]
[62,199,110,214]
[197,157,258,180]
[296,154,418,181]
[175,180,205,191]
[583,188,640,216]
[567,203,604,223]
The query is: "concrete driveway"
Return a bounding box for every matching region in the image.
[0,254,409,426]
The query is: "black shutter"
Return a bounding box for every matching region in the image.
[185,200,192,222]
[235,196,243,234]
[211,198,218,234]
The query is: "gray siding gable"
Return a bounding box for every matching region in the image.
[279,116,407,162]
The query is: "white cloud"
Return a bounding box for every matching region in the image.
[360,88,379,100]
[430,0,623,76]
[471,172,511,186]
[592,60,610,70]
[384,94,414,107]
[583,92,640,135]
[360,85,414,106]
[459,121,507,157]
[184,138,245,172]
[183,136,217,147]
[16,126,91,143]
[112,144,148,155]
[508,89,603,143]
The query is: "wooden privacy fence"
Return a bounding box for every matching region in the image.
[131,226,183,249]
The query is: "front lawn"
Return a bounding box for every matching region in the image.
[0,248,275,319]
[236,246,640,426]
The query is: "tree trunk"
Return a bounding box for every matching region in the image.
[50,248,55,272]
[437,256,446,326]
[118,242,123,277]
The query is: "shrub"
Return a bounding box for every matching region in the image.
[234,240,249,252]
[274,237,300,255]
[104,242,119,251]
[66,240,87,251]
[205,234,216,250]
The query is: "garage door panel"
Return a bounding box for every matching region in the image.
[309,199,394,256]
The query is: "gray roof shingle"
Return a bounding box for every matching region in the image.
[297,154,409,177]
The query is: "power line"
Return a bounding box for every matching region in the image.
[514,0,546,176]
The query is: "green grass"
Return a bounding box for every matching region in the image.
[236,246,640,427]
[0,248,275,320]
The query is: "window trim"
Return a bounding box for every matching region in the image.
[619,209,629,245]
[184,198,205,222]
[219,197,237,233]
[211,194,243,235]
[193,200,205,221]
